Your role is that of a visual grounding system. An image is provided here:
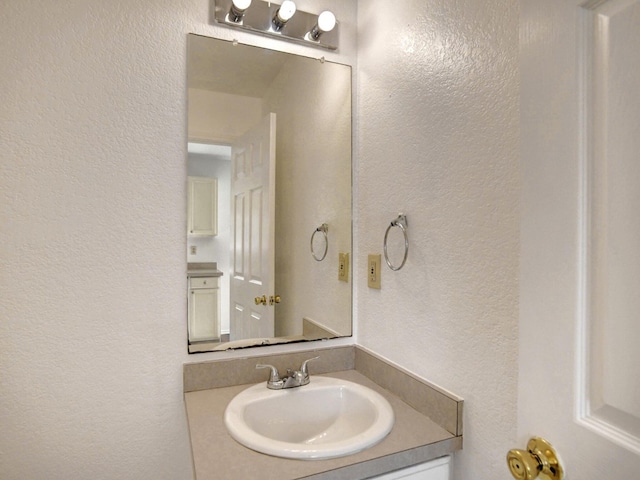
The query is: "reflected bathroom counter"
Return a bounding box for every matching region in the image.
[188,319,341,353]
[189,335,307,353]
[183,346,463,480]
[187,262,223,277]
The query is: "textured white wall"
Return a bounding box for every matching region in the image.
[0,0,356,479]
[356,1,520,479]
[1,0,520,477]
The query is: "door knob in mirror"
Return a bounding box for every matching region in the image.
[269,295,281,305]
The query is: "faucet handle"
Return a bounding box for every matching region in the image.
[300,356,319,375]
[256,363,280,382]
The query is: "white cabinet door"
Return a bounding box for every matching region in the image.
[188,277,220,342]
[373,456,450,480]
[188,176,217,236]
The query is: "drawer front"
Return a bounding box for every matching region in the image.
[189,277,218,289]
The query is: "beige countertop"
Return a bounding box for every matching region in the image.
[187,262,223,278]
[184,369,461,480]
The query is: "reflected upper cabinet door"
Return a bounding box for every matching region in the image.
[188,176,218,236]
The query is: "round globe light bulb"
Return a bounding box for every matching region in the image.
[317,11,336,32]
[277,0,296,21]
[232,0,252,10]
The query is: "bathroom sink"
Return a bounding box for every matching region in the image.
[224,376,395,460]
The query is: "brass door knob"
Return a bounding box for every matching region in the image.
[269,295,281,306]
[254,295,267,306]
[507,437,563,480]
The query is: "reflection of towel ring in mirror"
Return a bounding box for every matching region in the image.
[384,214,408,271]
[310,223,329,261]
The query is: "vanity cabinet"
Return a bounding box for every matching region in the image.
[373,456,450,480]
[187,176,217,236]
[188,276,220,342]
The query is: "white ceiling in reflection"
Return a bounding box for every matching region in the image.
[187,35,289,97]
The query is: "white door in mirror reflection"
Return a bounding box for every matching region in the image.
[230,113,276,341]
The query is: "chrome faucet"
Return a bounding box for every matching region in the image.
[256,356,319,390]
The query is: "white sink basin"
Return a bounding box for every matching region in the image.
[224,376,395,460]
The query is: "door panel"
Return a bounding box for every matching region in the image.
[579,0,640,451]
[520,0,640,476]
[249,186,264,283]
[233,193,245,278]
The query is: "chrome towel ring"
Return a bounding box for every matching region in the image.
[311,223,329,261]
[384,214,408,271]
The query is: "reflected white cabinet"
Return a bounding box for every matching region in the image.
[187,176,217,236]
[373,456,450,480]
[188,276,220,342]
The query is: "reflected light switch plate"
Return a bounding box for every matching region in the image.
[338,252,349,282]
[368,254,381,289]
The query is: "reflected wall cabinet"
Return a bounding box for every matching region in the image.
[188,176,218,236]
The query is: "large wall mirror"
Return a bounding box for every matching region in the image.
[186,34,352,353]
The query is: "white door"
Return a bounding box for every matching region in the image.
[519,0,640,477]
[229,113,276,341]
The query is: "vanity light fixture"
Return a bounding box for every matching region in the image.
[227,0,252,23]
[272,0,296,31]
[306,11,336,41]
[213,0,339,50]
